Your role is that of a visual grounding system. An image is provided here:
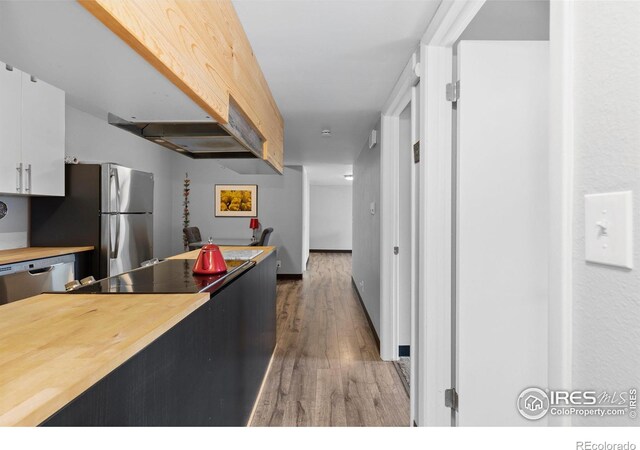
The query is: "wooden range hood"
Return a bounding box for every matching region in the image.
[79,0,284,174]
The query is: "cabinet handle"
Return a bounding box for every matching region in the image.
[25,163,32,194]
[16,163,22,193]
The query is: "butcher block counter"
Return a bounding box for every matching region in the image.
[0,246,94,266]
[0,246,277,427]
[0,293,209,426]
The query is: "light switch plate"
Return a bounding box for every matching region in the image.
[370,201,376,215]
[585,191,633,269]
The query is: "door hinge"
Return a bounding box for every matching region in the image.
[413,141,420,164]
[445,388,458,410]
[393,246,399,255]
[446,81,460,102]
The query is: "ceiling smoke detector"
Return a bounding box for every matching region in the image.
[321,129,332,137]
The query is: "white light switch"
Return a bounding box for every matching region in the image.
[585,191,633,269]
[370,202,376,215]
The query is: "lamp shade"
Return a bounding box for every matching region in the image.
[249,218,260,229]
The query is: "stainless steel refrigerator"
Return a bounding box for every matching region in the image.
[31,164,154,279]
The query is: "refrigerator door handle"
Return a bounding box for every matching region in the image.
[109,169,122,259]
[111,215,121,259]
[110,168,122,212]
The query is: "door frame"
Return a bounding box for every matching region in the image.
[404,0,575,426]
[547,0,575,427]
[380,52,420,363]
[416,0,485,426]
[379,0,486,425]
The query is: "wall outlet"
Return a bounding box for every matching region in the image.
[276,260,282,269]
[359,280,364,292]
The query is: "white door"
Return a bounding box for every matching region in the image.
[456,41,549,426]
[21,72,65,196]
[0,62,22,194]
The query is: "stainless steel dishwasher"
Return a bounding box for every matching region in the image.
[0,254,76,305]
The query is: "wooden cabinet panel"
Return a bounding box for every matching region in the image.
[80,0,284,173]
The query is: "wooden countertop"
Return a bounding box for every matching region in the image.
[0,246,275,426]
[0,292,209,427]
[169,246,276,265]
[0,247,94,266]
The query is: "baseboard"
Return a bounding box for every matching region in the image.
[277,273,303,280]
[310,249,352,253]
[399,345,410,357]
[351,277,380,351]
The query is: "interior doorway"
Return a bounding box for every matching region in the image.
[393,98,417,403]
[398,102,412,357]
[379,52,420,425]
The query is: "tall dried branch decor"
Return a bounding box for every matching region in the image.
[182,172,191,250]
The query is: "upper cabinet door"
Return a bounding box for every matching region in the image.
[21,72,65,196]
[0,63,23,194]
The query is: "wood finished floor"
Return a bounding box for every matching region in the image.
[250,252,409,427]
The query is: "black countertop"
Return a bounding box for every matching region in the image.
[68,258,254,296]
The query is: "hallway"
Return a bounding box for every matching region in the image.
[250,252,409,426]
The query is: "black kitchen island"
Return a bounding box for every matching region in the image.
[41,249,276,427]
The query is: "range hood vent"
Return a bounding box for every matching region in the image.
[108,102,264,160]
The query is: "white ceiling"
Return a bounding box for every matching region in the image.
[233,0,441,169]
[0,2,210,123]
[0,0,441,184]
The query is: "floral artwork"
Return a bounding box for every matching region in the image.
[214,184,258,217]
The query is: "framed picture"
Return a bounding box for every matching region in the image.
[214,184,258,217]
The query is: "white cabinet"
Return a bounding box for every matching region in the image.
[21,72,65,196]
[0,61,65,196]
[0,64,22,194]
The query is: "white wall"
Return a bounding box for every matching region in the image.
[0,196,28,250]
[302,167,310,269]
[457,0,549,43]
[309,185,352,251]
[352,120,381,335]
[65,105,178,259]
[170,162,305,275]
[572,1,640,426]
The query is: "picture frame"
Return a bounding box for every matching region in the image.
[214,184,258,217]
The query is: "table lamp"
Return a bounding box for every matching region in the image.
[249,218,260,243]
